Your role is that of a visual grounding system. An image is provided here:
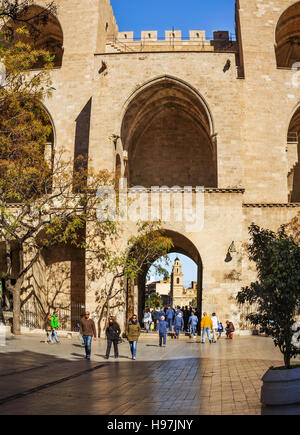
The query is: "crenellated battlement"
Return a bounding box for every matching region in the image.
[105,30,237,53]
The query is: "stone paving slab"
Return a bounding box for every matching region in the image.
[0,334,300,415]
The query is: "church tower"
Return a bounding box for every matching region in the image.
[171,257,183,306]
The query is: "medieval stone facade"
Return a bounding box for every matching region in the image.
[2,0,300,334]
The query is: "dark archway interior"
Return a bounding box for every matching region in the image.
[121,78,217,188]
[288,107,300,202]
[131,230,203,322]
[9,5,64,68]
[275,2,300,68]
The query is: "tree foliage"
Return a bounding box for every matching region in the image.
[236,223,300,369]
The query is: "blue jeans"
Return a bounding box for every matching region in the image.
[190,325,197,336]
[130,341,137,357]
[167,318,173,331]
[159,333,167,346]
[202,328,211,343]
[174,327,181,337]
[83,335,93,357]
[51,329,60,343]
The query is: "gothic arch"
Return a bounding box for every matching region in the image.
[8,4,64,68]
[287,104,300,201]
[121,76,217,188]
[128,229,203,322]
[275,1,300,68]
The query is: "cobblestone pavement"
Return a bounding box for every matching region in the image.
[0,333,300,415]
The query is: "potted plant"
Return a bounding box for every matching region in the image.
[236,224,300,406]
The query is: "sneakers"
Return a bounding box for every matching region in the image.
[132,356,136,360]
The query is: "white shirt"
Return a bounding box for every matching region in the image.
[211,315,219,329]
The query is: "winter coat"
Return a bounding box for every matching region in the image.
[158,320,168,335]
[45,318,52,332]
[144,312,152,323]
[226,322,235,333]
[174,315,184,329]
[151,310,158,322]
[106,322,121,341]
[157,310,165,322]
[201,315,213,329]
[166,308,174,320]
[126,321,141,342]
[188,315,198,327]
[51,315,60,329]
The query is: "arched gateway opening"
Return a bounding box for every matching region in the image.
[127,230,203,323]
[275,2,300,68]
[121,76,217,188]
[287,106,300,202]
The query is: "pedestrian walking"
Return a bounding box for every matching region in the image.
[151,308,158,331]
[166,305,174,332]
[105,316,121,359]
[80,311,97,360]
[225,320,235,339]
[50,311,61,344]
[201,312,213,344]
[126,314,141,360]
[211,312,219,343]
[174,312,184,339]
[188,311,199,338]
[218,321,224,339]
[44,314,52,343]
[143,308,152,333]
[158,315,168,347]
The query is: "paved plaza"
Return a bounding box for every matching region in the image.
[0,333,300,415]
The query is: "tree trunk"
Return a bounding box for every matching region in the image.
[12,281,22,335]
[284,353,291,369]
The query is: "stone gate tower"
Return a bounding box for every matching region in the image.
[4,0,300,335]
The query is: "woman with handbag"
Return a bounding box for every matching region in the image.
[126,314,141,360]
[105,316,121,359]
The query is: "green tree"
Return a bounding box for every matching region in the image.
[236,223,300,369]
[145,292,163,309]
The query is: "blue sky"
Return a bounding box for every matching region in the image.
[110,0,236,39]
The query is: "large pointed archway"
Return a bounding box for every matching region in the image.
[127,230,203,323]
[121,76,217,188]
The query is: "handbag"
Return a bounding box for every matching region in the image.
[117,337,124,344]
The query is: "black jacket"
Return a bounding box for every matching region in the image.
[106,322,121,341]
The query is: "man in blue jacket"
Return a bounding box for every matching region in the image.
[188,311,199,338]
[174,312,184,339]
[158,315,168,347]
[166,305,174,332]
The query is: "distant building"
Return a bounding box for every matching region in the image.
[146,277,171,306]
[171,258,197,307]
